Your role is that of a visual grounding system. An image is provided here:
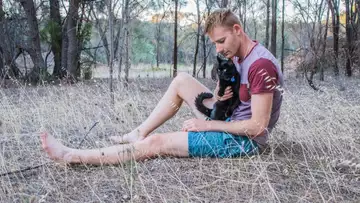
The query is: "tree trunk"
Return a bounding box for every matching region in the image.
[173,0,178,78]
[237,1,243,27]
[118,0,126,80]
[156,25,160,69]
[49,0,63,78]
[156,12,166,70]
[270,0,277,57]
[253,13,257,39]
[92,8,110,65]
[356,0,360,40]
[18,0,46,83]
[201,34,207,78]
[75,2,86,78]
[265,0,270,48]
[193,0,200,77]
[281,0,285,73]
[320,7,329,81]
[66,0,80,81]
[124,0,130,85]
[0,47,4,79]
[334,3,340,76]
[108,0,114,103]
[61,17,68,77]
[220,0,228,7]
[345,0,353,77]
[243,0,247,32]
[0,0,4,78]
[327,0,339,76]
[113,15,123,60]
[0,3,21,79]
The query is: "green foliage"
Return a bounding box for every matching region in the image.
[78,22,93,47]
[40,20,61,49]
[131,21,156,64]
[132,39,155,64]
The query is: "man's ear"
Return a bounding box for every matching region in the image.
[233,24,242,35]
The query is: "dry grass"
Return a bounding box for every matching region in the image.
[0,73,359,202]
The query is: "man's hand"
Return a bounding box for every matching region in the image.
[214,81,233,101]
[182,118,211,132]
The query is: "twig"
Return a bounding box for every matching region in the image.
[0,121,99,178]
[78,121,99,147]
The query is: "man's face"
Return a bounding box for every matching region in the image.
[208,25,240,59]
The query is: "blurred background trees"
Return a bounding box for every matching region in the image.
[0,0,359,85]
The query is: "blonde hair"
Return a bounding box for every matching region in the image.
[204,9,241,34]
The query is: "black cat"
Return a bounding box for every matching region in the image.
[195,55,240,120]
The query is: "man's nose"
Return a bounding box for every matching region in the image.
[216,44,223,53]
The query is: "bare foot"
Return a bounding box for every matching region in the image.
[40,132,74,163]
[109,129,145,144]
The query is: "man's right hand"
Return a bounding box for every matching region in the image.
[214,81,233,101]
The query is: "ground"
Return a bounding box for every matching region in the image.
[0,72,359,202]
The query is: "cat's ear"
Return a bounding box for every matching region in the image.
[217,55,222,64]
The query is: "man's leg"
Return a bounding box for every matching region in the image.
[111,73,217,143]
[40,131,189,165]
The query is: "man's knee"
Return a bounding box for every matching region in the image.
[143,134,166,154]
[140,133,189,157]
[174,72,193,85]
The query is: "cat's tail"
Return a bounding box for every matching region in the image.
[194,92,213,117]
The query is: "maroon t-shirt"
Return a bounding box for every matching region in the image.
[230,42,284,148]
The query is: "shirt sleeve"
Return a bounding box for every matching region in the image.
[248,58,279,94]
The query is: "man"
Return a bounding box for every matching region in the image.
[40,8,283,165]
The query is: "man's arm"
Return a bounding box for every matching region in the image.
[208,58,279,137]
[207,92,273,137]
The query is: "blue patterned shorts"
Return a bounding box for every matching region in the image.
[188,130,259,158]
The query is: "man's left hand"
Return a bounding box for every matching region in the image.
[182,118,211,132]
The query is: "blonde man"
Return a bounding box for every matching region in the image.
[40,9,283,165]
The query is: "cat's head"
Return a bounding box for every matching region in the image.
[216,54,237,81]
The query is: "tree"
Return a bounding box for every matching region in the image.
[173,0,178,78]
[219,0,228,7]
[118,0,126,80]
[199,0,216,79]
[0,1,22,79]
[248,0,257,39]
[124,0,130,84]
[270,0,277,57]
[66,0,80,81]
[151,1,170,69]
[344,0,355,77]
[108,0,114,104]
[0,47,3,79]
[0,0,5,78]
[291,0,328,90]
[49,0,63,78]
[327,0,340,76]
[193,0,201,77]
[18,0,47,83]
[280,0,285,73]
[265,0,270,48]
[235,0,247,32]
[319,6,329,81]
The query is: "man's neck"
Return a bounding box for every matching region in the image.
[236,35,256,61]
